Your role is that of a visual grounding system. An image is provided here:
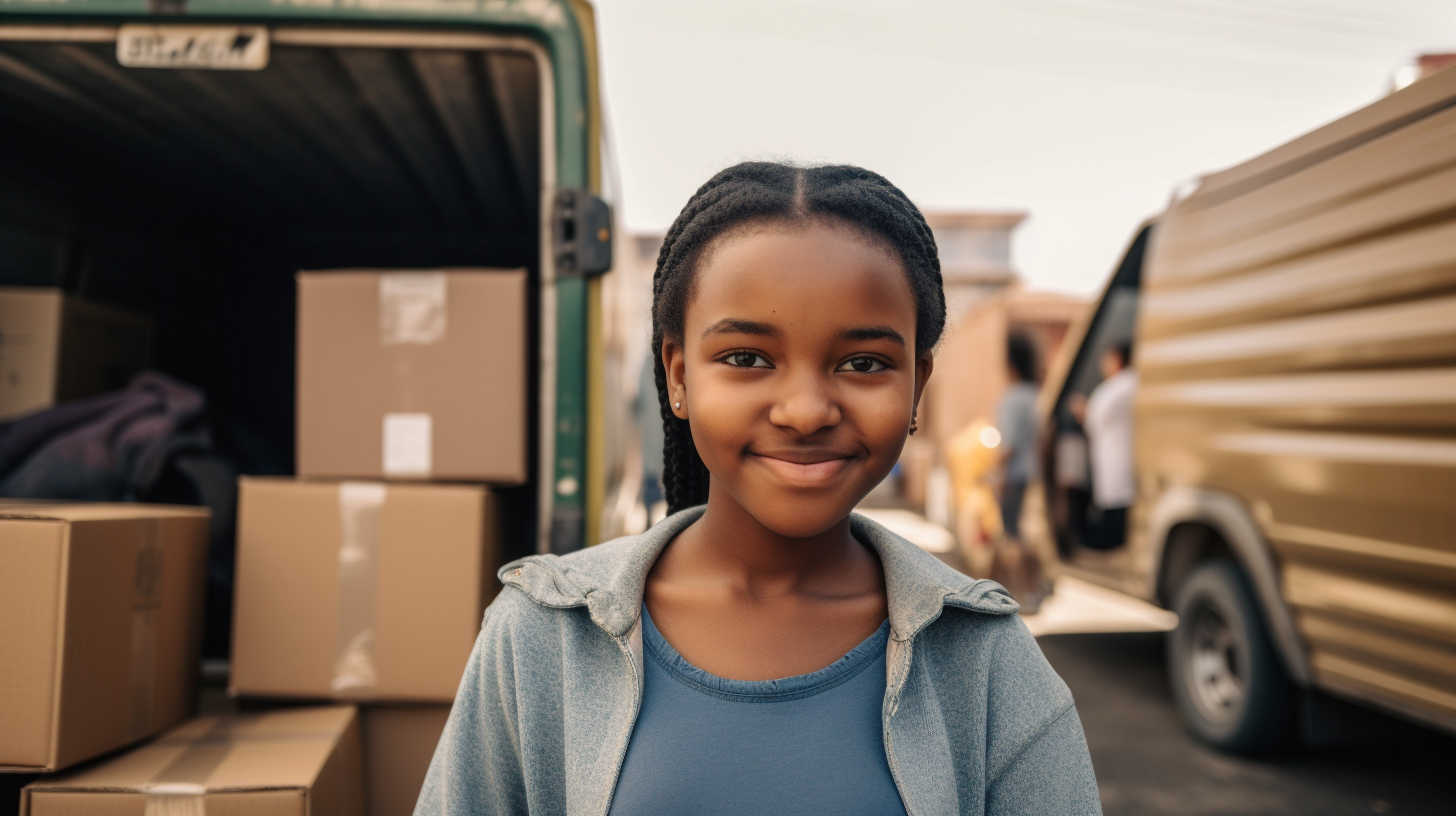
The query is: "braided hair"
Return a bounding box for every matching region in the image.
[652,162,947,515]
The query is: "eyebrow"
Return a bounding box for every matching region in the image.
[701,319,907,347]
[701,318,779,339]
[842,326,906,347]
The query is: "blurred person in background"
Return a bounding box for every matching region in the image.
[1071,342,1136,550]
[995,334,1039,542]
[987,334,1047,610]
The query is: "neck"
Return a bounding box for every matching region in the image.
[672,485,865,595]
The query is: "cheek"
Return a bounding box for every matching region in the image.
[852,386,915,447]
[682,366,759,462]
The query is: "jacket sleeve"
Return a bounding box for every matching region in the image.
[414,591,530,816]
[983,619,1103,816]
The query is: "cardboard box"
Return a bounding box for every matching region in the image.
[296,269,528,483]
[21,706,363,816]
[231,478,497,702]
[0,503,208,772]
[0,288,152,422]
[361,707,450,816]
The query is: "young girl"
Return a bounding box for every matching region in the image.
[417,163,1101,816]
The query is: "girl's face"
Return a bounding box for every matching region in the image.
[663,219,932,538]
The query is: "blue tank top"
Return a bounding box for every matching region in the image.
[607,607,908,816]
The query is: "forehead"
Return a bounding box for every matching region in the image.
[687,220,917,338]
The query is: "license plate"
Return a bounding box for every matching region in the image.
[117,25,269,71]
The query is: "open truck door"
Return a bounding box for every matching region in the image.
[0,0,635,559]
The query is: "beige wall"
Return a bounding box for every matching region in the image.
[919,287,1089,455]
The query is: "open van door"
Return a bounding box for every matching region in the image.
[1034,224,1150,592]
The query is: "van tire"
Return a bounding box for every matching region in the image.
[1168,560,1294,753]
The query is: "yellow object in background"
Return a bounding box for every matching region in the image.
[945,418,1004,577]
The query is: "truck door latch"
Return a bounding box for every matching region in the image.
[552,189,613,278]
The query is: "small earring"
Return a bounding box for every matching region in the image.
[908,413,918,436]
[674,401,681,410]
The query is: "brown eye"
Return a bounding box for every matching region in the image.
[726,352,769,368]
[839,356,887,373]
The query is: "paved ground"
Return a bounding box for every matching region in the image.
[1039,631,1456,816]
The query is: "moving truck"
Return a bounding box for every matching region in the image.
[0,0,635,557]
[1032,65,1456,752]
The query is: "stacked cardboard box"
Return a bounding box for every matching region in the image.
[7,269,524,815]
[360,707,451,816]
[295,270,528,483]
[0,288,152,422]
[20,706,363,816]
[230,478,496,702]
[0,504,209,773]
[227,269,528,814]
[0,287,207,810]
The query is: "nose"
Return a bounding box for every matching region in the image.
[768,369,841,436]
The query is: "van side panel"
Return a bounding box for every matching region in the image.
[1139,67,1456,729]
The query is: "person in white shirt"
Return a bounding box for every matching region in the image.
[1070,342,1137,549]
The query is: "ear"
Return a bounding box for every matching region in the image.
[911,352,934,415]
[662,336,688,419]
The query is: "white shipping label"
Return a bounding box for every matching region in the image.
[379,273,447,345]
[117,25,269,71]
[382,413,433,477]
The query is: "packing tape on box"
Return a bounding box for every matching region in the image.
[332,482,387,695]
[380,272,447,346]
[130,518,164,742]
[142,718,235,816]
[383,412,433,477]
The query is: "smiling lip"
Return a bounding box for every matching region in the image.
[750,449,858,486]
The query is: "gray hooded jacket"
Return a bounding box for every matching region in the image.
[415,508,1102,816]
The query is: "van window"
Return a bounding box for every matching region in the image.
[1046,226,1148,556]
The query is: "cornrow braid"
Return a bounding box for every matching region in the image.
[652,162,946,515]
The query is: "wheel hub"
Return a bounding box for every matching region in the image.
[1188,603,1244,723]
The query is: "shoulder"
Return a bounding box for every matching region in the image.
[917,603,1044,663]
[917,608,1074,724]
[478,583,568,642]
[496,532,649,609]
[493,513,701,637]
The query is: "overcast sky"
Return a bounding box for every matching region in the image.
[592,0,1456,294]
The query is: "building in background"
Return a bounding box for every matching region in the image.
[898,212,1089,522]
[925,211,1026,319]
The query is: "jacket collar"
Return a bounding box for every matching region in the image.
[500,507,1020,641]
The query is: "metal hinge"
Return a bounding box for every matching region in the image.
[552,189,613,278]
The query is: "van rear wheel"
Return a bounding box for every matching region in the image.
[1168,560,1294,753]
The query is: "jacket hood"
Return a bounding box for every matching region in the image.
[499,507,1020,642]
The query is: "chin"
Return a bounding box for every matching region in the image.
[741,492,862,539]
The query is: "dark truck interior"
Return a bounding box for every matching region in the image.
[0,32,544,655]
[1043,224,1147,561]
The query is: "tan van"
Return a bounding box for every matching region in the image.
[1031,66,1456,752]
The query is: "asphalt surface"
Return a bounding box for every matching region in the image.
[1038,631,1456,816]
